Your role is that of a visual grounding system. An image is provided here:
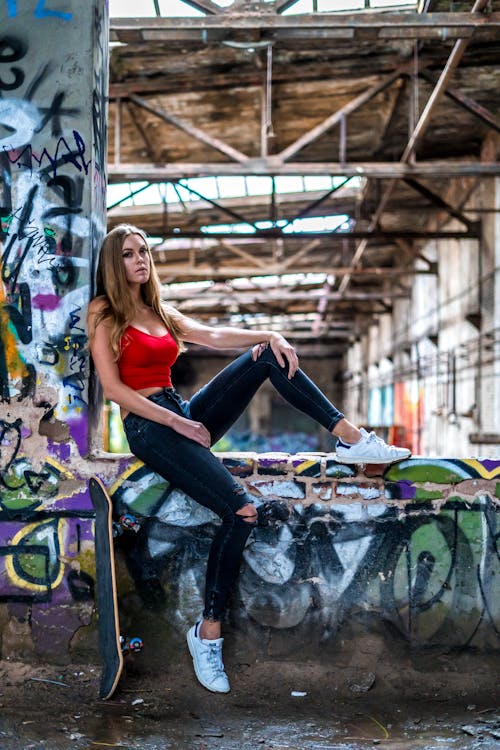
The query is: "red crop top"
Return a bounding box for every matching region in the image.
[118,326,179,390]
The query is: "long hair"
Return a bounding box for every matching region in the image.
[91,223,186,359]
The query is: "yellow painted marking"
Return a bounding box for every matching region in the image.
[109,459,145,495]
[295,459,317,474]
[5,519,67,593]
[462,459,500,480]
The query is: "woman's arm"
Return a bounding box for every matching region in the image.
[179,314,299,378]
[87,300,210,447]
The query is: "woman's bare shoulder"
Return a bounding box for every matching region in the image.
[88,295,108,315]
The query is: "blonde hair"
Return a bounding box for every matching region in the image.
[91,224,185,359]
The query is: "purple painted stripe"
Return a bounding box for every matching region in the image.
[31,293,61,311]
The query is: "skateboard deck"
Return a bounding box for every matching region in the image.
[90,476,124,700]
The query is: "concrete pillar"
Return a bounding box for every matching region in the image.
[0,0,108,465]
[0,1,108,660]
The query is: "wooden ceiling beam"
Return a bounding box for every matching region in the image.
[107,53,489,100]
[108,160,500,181]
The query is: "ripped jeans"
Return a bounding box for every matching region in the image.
[123,346,344,622]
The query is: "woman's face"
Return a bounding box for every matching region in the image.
[121,233,151,286]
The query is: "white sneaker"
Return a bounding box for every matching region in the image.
[336,428,411,465]
[187,622,230,693]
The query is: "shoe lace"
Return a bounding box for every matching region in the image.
[366,431,384,445]
[207,643,224,674]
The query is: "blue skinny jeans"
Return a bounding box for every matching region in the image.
[123,346,344,622]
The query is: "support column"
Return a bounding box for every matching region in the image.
[0,1,108,660]
[0,0,108,463]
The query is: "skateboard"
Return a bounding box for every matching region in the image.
[89,476,143,699]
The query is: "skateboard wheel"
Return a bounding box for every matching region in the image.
[128,636,143,653]
[118,514,141,533]
[120,635,143,655]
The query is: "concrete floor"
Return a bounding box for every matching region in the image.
[1,697,499,749]
[0,654,498,750]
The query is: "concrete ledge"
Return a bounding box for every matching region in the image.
[0,454,499,664]
[110,454,500,657]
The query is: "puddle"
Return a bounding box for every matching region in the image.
[1,709,499,750]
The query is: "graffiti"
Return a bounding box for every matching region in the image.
[0,29,90,412]
[0,417,22,473]
[0,515,95,604]
[4,1,72,21]
[5,518,66,594]
[0,98,40,149]
[3,130,90,179]
[0,34,27,90]
[0,2,108,659]
[37,91,81,138]
[107,458,500,649]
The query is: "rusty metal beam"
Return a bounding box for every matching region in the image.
[336,0,490,298]
[108,160,500,182]
[180,0,219,14]
[217,239,268,269]
[170,179,257,228]
[154,228,479,240]
[109,14,500,42]
[274,0,298,12]
[154,265,437,280]
[418,69,500,134]
[125,101,157,161]
[128,94,249,164]
[403,6,490,162]
[403,178,478,231]
[278,69,402,162]
[170,290,409,303]
[113,97,122,165]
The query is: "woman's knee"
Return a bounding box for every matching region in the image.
[255,344,288,374]
[236,502,258,524]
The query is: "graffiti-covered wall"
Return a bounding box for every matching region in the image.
[110,454,500,654]
[0,1,108,660]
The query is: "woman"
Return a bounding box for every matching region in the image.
[88,224,410,694]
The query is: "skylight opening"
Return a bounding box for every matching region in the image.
[282,0,415,13]
[109,0,416,18]
[107,175,360,212]
[109,0,204,17]
[200,214,350,235]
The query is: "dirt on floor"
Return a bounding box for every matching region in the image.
[0,636,499,750]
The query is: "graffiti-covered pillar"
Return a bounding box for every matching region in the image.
[0,0,108,464]
[0,2,108,659]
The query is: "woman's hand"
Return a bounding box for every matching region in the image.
[252,334,299,379]
[171,415,211,448]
